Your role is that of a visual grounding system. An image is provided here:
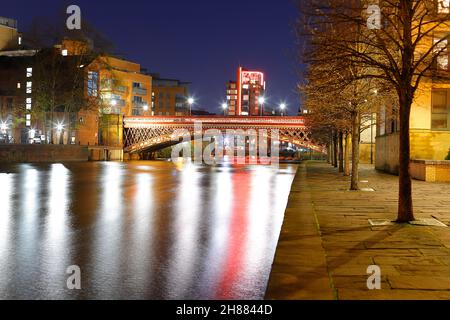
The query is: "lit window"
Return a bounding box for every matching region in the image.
[87,71,99,97]
[26,104,31,110]
[26,120,31,127]
[26,114,31,120]
[17,82,21,89]
[18,36,22,45]
[434,38,448,70]
[26,98,32,104]
[439,0,450,13]
[26,81,32,94]
[432,89,450,130]
[62,49,68,56]
[26,67,32,77]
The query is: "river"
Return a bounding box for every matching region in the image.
[0,160,297,299]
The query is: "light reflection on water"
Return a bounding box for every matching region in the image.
[0,161,296,299]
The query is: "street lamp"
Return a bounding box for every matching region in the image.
[258,96,265,116]
[143,104,149,112]
[280,103,287,116]
[56,123,64,132]
[187,97,194,116]
[221,103,228,116]
[0,122,7,133]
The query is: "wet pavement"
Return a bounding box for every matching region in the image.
[0,161,296,299]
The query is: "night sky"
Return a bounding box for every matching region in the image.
[2,0,301,115]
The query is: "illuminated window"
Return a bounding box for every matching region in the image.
[26,120,31,127]
[434,38,448,70]
[26,114,31,120]
[62,49,68,56]
[17,82,21,89]
[432,89,450,130]
[18,36,22,45]
[439,0,450,13]
[87,71,98,97]
[26,81,32,94]
[26,67,33,77]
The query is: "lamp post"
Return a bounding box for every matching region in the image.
[258,96,265,116]
[222,103,228,116]
[280,103,287,116]
[0,122,7,134]
[187,97,194,116]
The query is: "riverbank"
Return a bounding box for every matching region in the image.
[0,144,89,162]
[266,161,450,300]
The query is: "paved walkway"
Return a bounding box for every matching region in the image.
[266,161,450,300]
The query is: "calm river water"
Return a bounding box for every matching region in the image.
[0,161,296,299]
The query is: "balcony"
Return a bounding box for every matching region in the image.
[133,87,147,96]
[114,85,127,93]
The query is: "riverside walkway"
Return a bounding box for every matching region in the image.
[266,161,450,300]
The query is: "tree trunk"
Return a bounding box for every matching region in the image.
[338,131,344,173]
[344,132,350,176]
[333,131,338,168]
[397,92,415,222]
[350,111,360,190]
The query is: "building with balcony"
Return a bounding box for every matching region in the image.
[151,75,190,116]
[225,67,266,116]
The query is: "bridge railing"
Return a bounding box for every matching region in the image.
[123,116,306,128]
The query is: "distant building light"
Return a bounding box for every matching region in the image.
[18,36,22,45]
[26,67,32,77]
[29,129,36,138]
[143,104,149,111]
[62,49,68,56]
[26,120,31,127]
[17,82,21,89]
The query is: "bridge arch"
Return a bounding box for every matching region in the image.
[123,116,326,154]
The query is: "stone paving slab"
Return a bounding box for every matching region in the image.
[265,161,450,300]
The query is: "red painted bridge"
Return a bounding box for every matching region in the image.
[123,115,323,154]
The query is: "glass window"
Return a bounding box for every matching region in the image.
[434,38,449,70]
[87,71,98,97]
[439,0,450,13]
[432,89,450,130]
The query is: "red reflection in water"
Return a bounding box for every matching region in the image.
[216,168,251,299]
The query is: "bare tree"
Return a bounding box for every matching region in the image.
[297,0,450,222]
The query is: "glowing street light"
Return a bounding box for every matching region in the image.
[56,123,64,132]
[280,103,287,116]
[29,129,36,138]
[187,97,195,116]
[111,99,117,107]
[0,122,7,133]
[143,104,149,111]
[221,103,228,116]
[258,96,266,116]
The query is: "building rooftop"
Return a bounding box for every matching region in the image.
[0,17,17,29]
